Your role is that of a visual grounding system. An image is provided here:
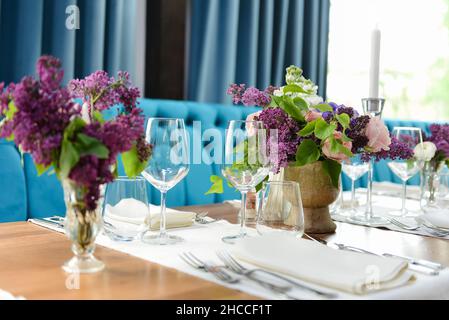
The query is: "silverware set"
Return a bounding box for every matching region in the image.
[179,251,337,300]
[386,217,449,237]
[304,233,445,276]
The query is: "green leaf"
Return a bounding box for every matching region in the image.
[340,132,353,142]
[280,97,305,122]
[314,118,337,140]
[122,145,148,178]
[329,136,353,158]
[283,84,307,94]
[255,176,269,193]
[295,139,321,166]
[59,140,80,179]
[298,120,316,137]
[35,163,50,176]
[76,133,109,159]
[322,159,342,189]
[58,117,86,178]
[5,101,17,120]
[313,103,333,112]
[293,97,309,111]
[336,113,350,129]
[205,175,224,195]
[92,111,105,124]
[269,96,282,107]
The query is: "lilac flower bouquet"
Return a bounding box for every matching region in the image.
[223,65,412,189]
[0,56,151,273]
[417,124,449,209]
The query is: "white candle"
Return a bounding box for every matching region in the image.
[369,28,381,98]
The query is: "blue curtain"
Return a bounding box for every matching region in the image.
[186,0,330,103]
[0,0,137,84]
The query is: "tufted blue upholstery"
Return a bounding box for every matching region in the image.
[0,140,27,222]
[0,99,441,222]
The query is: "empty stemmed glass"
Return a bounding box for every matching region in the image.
[141,118,190,245]
[387,127,424,217]
[342,155,369,217]
[221,120,271,243]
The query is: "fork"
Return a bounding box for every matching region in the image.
[386,217,419,231]
[180,252,300,299]
[179,252,239,283]
[216,251,337,299]
[420,223,449,237]
[195,212,220,224]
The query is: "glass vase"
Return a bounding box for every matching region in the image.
[62,180,105,274]
[420,161,445,212]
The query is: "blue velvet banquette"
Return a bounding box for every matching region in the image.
[0,99,433,222]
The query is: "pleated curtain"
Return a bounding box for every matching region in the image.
[0,0,137,85]
[186,0,331,103]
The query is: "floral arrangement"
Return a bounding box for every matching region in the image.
[0,56,151,210]
[416,124,449,171]
[224,65,412,188]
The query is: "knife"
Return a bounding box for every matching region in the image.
[382,253,444,271]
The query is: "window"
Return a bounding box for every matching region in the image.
[327,0,449,121]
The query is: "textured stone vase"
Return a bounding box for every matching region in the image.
[282,162,338,233]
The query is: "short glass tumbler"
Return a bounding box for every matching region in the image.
[103,176,149,241]
[257,181,305,238]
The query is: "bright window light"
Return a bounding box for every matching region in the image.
[327,0,449,121]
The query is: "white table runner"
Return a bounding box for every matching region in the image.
[29,217,449,300]
[332,191,449,239]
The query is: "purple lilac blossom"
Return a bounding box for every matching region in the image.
[258,107,302,172]
[0,57,79,166]
[226,84,246,104]
[427,124,449,158]
[241,87,271,107]
[69,70,140,112]
[347,115,370,153]
[361,136,414,162]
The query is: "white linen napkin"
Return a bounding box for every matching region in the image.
[104,199,195,230]
[233,234,414,295]
[0,289,23,300]
[419,212,449,229]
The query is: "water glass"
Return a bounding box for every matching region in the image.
[387,127,424,216]
[342,155,369,216]
[256,181,304,238]
[103,176,149,241]
[221,120,271,243]
[141,118,190,245]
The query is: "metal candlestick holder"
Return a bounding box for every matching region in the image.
[350,98,388,226]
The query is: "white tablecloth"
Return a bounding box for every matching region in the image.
[29,217,449,300]
[333,191,449,239]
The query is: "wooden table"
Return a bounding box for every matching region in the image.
[0,203,448,299]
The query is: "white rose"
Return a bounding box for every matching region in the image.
[414,142,437,161]
[303,94,323,107]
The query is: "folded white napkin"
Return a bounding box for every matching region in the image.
[104,198,195,230]
[233,234,414,295]
[0,289,23,300]
[419,212,449,229]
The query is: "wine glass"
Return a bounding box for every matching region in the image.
[256,181,304,238]
[342,155,369,216]
[387,127,424,217]
[141,118,190,245]
[221,120,271,243]
[103,176,149,241]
